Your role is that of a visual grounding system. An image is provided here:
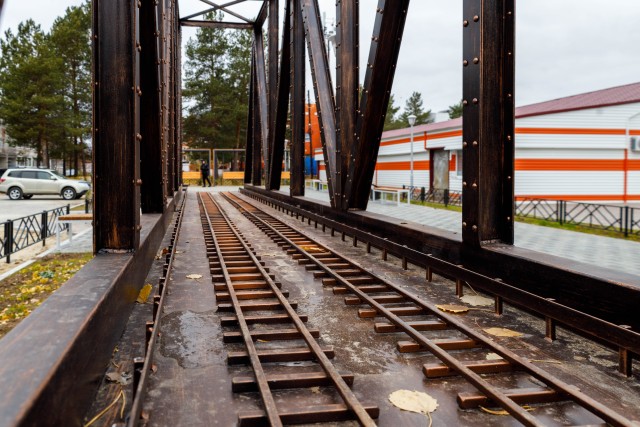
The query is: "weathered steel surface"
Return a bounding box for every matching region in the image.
[244,48,255,185]
[93,0,141,251]
[289,0,305,197]
[335,0,359,209]
[265,0,278,190]
[140,0,165,213]
[300,0,338,208]
[250,44,263,186]
[343,1,410,210]
[180,20,253,30]
[462,0,515,246]
[0,201,177,427]
[253,27,269,184]
[267,1,291,191]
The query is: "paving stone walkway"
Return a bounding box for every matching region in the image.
[303,189,640,277]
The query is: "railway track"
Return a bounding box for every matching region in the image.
[198,192,378,426]
[221,191,636,427]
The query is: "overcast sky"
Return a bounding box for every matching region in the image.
[1,0,638,113]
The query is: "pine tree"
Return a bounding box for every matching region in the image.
[49,2,92,176]
[0,20,65,167]
[447,100,463,119]
[398,91,432,126]
[383,94,402,131]
[182,13,251,151]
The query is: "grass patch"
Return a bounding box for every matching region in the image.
[0,253,93,338]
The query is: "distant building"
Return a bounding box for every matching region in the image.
[0,122,38,169]
[315,82,640,203]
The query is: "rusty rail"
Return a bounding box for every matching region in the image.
[199,192,378,426]
[223,191,635,427]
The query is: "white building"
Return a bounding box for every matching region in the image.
[0,122,38,170]
[315,82,640,203]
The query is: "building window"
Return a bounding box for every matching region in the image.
[456,150,463,177]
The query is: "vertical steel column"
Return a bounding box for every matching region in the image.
[301,0,338,208]
[93,0,141,252]
[166,0,176,193]
[172,2,181,190]
[267,1,291,191]
[140,0,165,213]
[289,0,305,196]
[251,44,263,186]
[176,21,183,187]
[245,47,255,185]
[461,0,515,247]
[335,0,359,209]
[343,0,410,210]
[265,0,279,189]
[254,27,269,186]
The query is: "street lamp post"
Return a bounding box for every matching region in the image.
[408,114,417,194]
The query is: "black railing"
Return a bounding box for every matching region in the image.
[405,186,463,207]
[515,198,640,237]
[0,205,70,263]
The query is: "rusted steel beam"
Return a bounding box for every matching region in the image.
[175,20,183,187]
[289,0,305,196]
[167,0,177,193]
[265,0,278,190]
[199,0,252,22]
[180,20,253,30]
[0,203,178,426]
[140,0,165,213]
[245,46,255,184]
[335,0,358,209]
[267,1,291,191]
[461,0,515,247]
[301,0,339,208]
[343,1,410,210]
[180,0,250,21]
[93,0,141,251]
[255,0,269,28]
[250,44,263,185]
[253,27,270,186]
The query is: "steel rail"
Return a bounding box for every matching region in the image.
[128,190,188,427]
[201,192,377,426]
[240,188,640,358]
[223,192,635,427]
[199,192,282,426]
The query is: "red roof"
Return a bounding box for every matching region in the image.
[515,82,640,118]
[382,82,640,138]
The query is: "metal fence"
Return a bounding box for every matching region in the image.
[515,198,640,237]
[404,188,639,237]
[0,205,71,263]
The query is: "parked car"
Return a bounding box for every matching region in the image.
[0,168,91,200]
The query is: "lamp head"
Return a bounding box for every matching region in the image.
[408,114,417,126]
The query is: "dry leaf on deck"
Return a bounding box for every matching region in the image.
[485,353,503,360]
[106,372,131,385]
[136,284,153,304]
[436,304,469,314]
[186,274,203,280]
[483,327,523,337]
[300,245,324,253]
[460,294,493,307]
[389,390,438,426]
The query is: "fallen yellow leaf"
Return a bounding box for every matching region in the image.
[483,327,523,337]
[136,284,153,304]
[186,274,203,280]
[436,304,469,314]
[389,390,438,427]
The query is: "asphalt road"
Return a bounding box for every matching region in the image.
[0,195,87,223]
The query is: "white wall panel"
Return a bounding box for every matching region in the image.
[515,171,624,196]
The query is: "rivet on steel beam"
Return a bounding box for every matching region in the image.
[462,222,467,227]
[473,15,479,22]
[472,141,478,147]
[472,98,478,104]
[507,216,512,221]
[462,100,468,106]
[473,57,479,64]
[463,60,468,66]
[507,175,512,180]
[463,20,469,27]
[472,183,477,189]
[463,181,467,187]
[463,141,468,147]
[472,225,478,232]
[136,133,143,141]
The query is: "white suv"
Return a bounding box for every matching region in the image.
[0,168,91,200]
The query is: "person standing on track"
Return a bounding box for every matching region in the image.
[200,160,212,187]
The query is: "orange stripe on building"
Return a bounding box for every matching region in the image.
[375,161,430,171]
[516,127,626,135]
[516,159,640,171]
